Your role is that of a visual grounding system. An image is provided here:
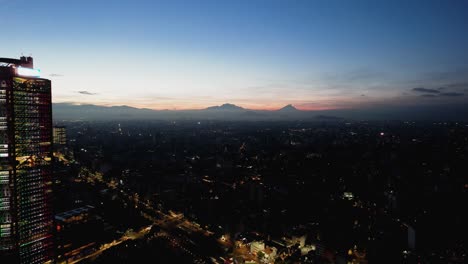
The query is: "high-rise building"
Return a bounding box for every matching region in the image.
[0,57,54,263]
[53,126,67,146]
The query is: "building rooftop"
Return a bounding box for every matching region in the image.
[55,205,95,222]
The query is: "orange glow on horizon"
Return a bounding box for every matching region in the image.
[56,101,349,112]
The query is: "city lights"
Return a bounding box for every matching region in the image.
[16,66,41,77]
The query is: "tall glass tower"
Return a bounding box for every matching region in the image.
[0,57,54,263]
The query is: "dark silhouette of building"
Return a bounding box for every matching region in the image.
[0,57,54,263]
[55,205,103,263]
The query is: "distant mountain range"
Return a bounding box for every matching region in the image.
[52,102,468,121]
[52,103,334,121]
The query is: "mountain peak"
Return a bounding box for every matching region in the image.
[111,105,138,110]
[278,104,299,112]
[206,103,245,111]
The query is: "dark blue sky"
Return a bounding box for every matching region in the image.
[2,0,468,110]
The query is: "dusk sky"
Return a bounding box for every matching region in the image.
[2,0,468,110]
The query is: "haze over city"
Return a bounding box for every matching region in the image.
[2,1,468,264]
[2,0,468,115]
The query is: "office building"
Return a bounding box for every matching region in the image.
[53,126,67,146]
[0,56,54,263]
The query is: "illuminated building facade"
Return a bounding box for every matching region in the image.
[0,57,54,263]
[53,126,67,146]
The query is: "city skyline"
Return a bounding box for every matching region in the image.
[2,2,467,261]
[2,0,468,112]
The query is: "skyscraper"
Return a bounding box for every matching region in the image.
[0,57,54,263]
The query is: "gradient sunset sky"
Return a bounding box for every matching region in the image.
[2,0,468,110]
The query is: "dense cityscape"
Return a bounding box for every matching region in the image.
[1,56,467,263]
[2,1,468,263]
[50,120,466,263]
